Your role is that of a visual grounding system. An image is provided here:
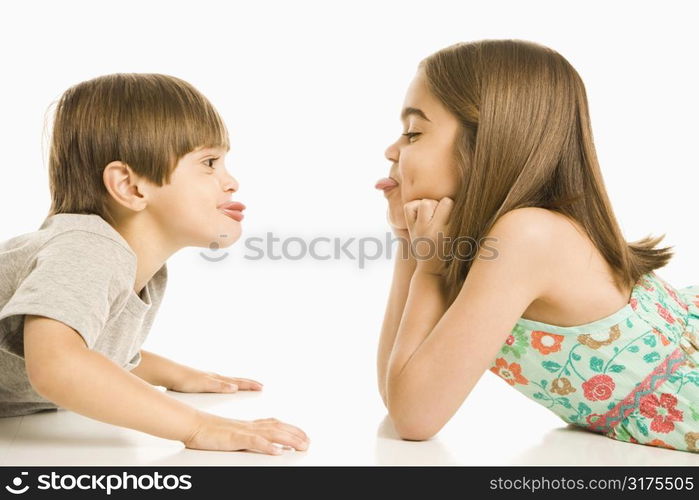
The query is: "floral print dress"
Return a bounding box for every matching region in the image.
[489,270,699,453]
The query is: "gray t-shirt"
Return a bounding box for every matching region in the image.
[0,213,167,417]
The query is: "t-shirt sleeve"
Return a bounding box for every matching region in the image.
[1,230,133,350]
[126,350,142,370]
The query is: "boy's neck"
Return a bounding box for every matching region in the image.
[110,213,178,296]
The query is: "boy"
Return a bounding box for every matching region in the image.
[0,73,309,455]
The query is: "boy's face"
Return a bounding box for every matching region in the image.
[135,146,243,250]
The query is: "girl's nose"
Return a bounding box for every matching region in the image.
[384,141,399,163]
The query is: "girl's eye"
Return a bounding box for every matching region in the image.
[204,157,219,169]
[402,132,421,142]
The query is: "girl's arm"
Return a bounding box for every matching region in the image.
[385,208,553,440]
[377,229,416,407]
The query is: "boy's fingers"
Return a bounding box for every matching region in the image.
[218,376,263,389]
[233,379,263,389]
[245,434,282,455]
[208,377,238,392]
[261,421,310,443]
[265,429,310,451]
[233,377,263,385]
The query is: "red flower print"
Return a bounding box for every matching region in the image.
[652,328,671,347]
[647,438,675,450]
[639,393,683,434]
[490,358,529,386]
[582,374,615,401]
[505,335,515,346]
[630,297,638,310]
[531,331,564,355]
[640,278,655,292]
[663,284,688,311]
[586,413,605,427]
[655,303,675,324]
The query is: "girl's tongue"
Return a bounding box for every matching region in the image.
[375,177,398,191]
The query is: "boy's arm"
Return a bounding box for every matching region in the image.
[24,315,200,443]
[377,230,416,407]
[129,350,191,389]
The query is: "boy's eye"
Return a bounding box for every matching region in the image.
[402,132,421,142]
[204,157,219,169]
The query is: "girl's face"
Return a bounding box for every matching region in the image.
[384,69,461,204]
[141,146,244,250]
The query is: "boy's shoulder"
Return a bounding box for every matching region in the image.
[37,213,136,258]
[1,213,139,297]
[0,213,166,355]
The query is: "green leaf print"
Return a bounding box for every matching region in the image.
[607,401,617,410]
[540,379,548,389]
[627,345,640,353]
[686,372,699,387]
[643,335,657,348]
[635,417,649,437]
[616,420,633,442]
[643,352,661,363]
[533,392,545,400]
[625,318,633,328]
[566,401,591,423]
[556,397,572,409]
[691,402,699,421]
[571,352,581,361]
[501,325,529,359]
[608,364,625,373]
[563,368,571,376]
[590,357,604,373]
[542,361,561,373]
[578,402,592,416]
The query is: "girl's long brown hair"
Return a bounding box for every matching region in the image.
[418,39,673,305]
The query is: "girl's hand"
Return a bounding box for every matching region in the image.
[168,367,263,393]
[403,197,454,276]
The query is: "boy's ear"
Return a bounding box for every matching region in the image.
[102,160,149,212]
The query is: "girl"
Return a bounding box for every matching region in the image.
[375,39,699,453]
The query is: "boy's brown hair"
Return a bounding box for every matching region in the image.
[44,73,230,226]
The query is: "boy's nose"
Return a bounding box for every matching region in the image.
[223,172,239,192]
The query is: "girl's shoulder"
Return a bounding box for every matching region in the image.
[493,207,631,328]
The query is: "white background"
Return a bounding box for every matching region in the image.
[0,0,698,465]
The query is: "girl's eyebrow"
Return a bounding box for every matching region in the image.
[400,107,431,122]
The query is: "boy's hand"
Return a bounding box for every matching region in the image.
[183,411,310,455]
[168,366,263,393]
